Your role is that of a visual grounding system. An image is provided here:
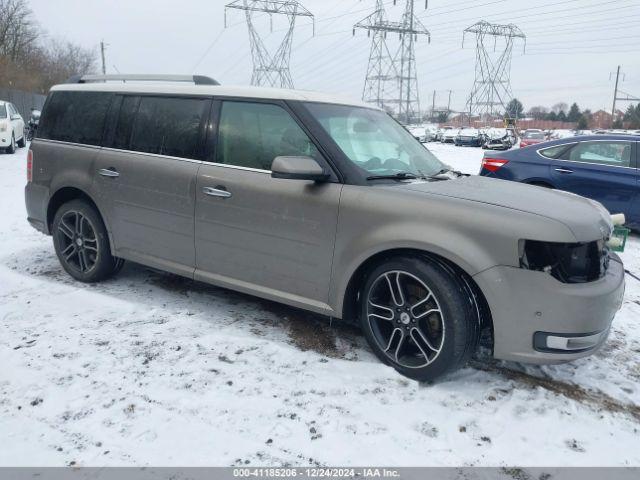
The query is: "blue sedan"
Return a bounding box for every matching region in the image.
[479,135,639,228]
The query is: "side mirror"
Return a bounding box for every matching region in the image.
[271,156,330,182]
[11,114,21,121]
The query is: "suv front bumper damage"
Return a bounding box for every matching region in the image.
[473,253,625,364]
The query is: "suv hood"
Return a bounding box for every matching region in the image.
[395,175,612,241]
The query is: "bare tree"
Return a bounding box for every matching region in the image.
[527,106,548,120]
[0,0,96,92]
[0,0,39,61]
[551,102,568,115]
[39,39,97,89]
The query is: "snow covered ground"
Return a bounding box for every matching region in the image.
[1,144,639,467]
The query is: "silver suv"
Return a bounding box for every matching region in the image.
[25,75,625,381]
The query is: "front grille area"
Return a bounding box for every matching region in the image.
[519,239,609,283]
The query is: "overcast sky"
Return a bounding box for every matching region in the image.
[29,0,640,113]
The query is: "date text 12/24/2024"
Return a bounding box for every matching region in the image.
[233,468,400,478]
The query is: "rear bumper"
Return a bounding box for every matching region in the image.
[473,254,625,364]
[25,182,50,234]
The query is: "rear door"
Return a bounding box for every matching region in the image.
[550,139,637,218]
[194,99,342,312]
[93,94,210,277]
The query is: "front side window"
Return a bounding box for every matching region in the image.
[561,141,632,167]
[216,101,321,170]
[38,91,112,145]
[0,104,6,119]
[129,96,207,159]
[304,103,444,177]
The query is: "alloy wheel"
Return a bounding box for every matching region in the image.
[366,270,445,369]
[56,210,99,273]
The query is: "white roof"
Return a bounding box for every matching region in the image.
[51,82,376,109]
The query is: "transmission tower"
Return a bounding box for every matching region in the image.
[225,1,314,88]
[463,21,525,120]
[354,1,430,123]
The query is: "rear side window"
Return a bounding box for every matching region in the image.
[38,91,112,145]
[129,96,207,159]
[539,144,573,159]
[112,96,139,150]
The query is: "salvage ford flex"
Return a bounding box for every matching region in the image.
[25,75,625,381]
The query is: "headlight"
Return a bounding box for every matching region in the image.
[519,239,608,283]
[0,122,7,132]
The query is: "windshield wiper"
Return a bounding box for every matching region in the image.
[427,168,464,180]
[366,172,419,181]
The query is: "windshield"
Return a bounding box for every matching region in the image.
[304,103,445,178]
[0,105,6,119]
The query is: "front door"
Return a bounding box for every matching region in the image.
[93,94,210,276]
[194,100,342,313]
[550,140,637,220]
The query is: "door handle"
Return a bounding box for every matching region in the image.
[202,186,232,198]
[554,167,573,174]
[98,168,120,178]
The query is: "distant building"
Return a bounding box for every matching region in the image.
[589,109,624,129]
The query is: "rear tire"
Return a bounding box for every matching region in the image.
[359,256,480,382]
[52,199,121,283]
[17,134,26,148]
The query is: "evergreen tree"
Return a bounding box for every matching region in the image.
[576,115,588,130]
[505,98,524,119]
[567,103,581,122]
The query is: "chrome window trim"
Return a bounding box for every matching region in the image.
[36,138,102,150]
[535,139,636,170]
[37,139,271,173]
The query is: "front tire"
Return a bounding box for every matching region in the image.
[360,256,480,382]
[52,199,121,282]
[6,134,16,154]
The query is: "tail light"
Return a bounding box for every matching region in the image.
[27,149,33,182]
[481,157,508,172]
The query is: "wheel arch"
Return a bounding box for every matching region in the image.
[523,178,555,189]
[46,186,115,251]
[340,247,494,349]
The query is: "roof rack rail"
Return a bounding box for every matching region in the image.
[65,74,220,86]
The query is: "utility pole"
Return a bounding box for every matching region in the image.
[431,90,436,119]
[225,0,314,89]
[100,40,107,75]
[609,65,639,128]
[611,65,621,125]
